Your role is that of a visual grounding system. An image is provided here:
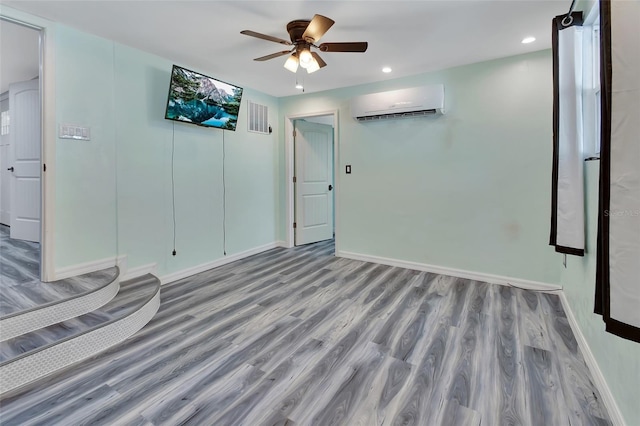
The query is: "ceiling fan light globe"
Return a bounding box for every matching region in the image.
[306,58,321,74]
[299,49,313,67]
[284,55,299,73]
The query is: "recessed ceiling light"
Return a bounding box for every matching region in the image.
[382,67,392,73]
[295,83,304,90]
[522,36,536,44]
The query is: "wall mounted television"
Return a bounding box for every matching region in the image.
[165,65,243,131]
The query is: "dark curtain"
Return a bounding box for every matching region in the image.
[595,0,640,344]
[549,11,585,256]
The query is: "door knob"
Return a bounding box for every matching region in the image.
[328,184,333,191]
[7,167,14,172]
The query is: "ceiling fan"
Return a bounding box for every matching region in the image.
[241,14,368,74]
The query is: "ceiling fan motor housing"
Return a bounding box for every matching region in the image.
[287,20,313,44]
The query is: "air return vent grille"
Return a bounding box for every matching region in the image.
[248,100,269,134]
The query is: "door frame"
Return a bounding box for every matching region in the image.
[284,109,339,251]
[1,11,57,281]
[0,91,10,226]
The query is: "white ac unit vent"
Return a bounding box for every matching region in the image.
[351,84,445,121]
[248,100,269,134]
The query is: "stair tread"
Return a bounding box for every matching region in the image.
[0,274,159,364]
[0,267,119,318]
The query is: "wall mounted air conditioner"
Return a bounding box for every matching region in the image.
[350,84,445,121]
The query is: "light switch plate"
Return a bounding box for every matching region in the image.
[59,124,91,141]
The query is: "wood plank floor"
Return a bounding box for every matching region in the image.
[0,225,118,317]
[0,274,159,364]
[0,240,610,425]
[0,225,40,286]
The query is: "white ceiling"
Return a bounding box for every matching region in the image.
[2,1,568,97]
[0,19,40,94]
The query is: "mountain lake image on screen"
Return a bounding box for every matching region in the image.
[165,65,243,131]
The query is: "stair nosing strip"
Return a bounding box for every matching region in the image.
[0,286,161,397]
[0,267,121,322]
[0,276,120,342]
[0,275,161,369]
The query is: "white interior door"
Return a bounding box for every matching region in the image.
[294,120,334,246]
[0,96,10,226]
[9,78,40,243]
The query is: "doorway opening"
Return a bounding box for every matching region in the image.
[285,110,338,251]
[0,18,44,292]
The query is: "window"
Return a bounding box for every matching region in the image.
[0,110,9,136]
[592,23,601,155]
[581,4,601,157]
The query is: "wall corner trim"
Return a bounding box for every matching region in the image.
[159,242,280,285]
[558,292,626,426]
[336,250,562,291]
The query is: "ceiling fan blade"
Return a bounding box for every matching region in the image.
[311,52,327,68]
[241,30,292,46]
[253,50,293,61]
[301,14,335,43]
[319,42,368,53]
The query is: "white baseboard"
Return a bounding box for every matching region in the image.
[160,242,280,285]
[336,250,561,291]
[276,240,289,248]
[558,292,625,426]
[54,255,126,281]
[121,263,157,282]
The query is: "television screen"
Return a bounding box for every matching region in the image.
[165,65,243,131]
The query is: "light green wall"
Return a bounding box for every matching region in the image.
[113,43,279,276]
[55,26,117,268]
[54,25,279,276]
[561,145,640,426]
[279,50,561,284]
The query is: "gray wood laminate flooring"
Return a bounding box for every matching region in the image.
[0,274,159,364]
[0,225,118,317]
[0,225,40,286]
[0,240,610,425]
